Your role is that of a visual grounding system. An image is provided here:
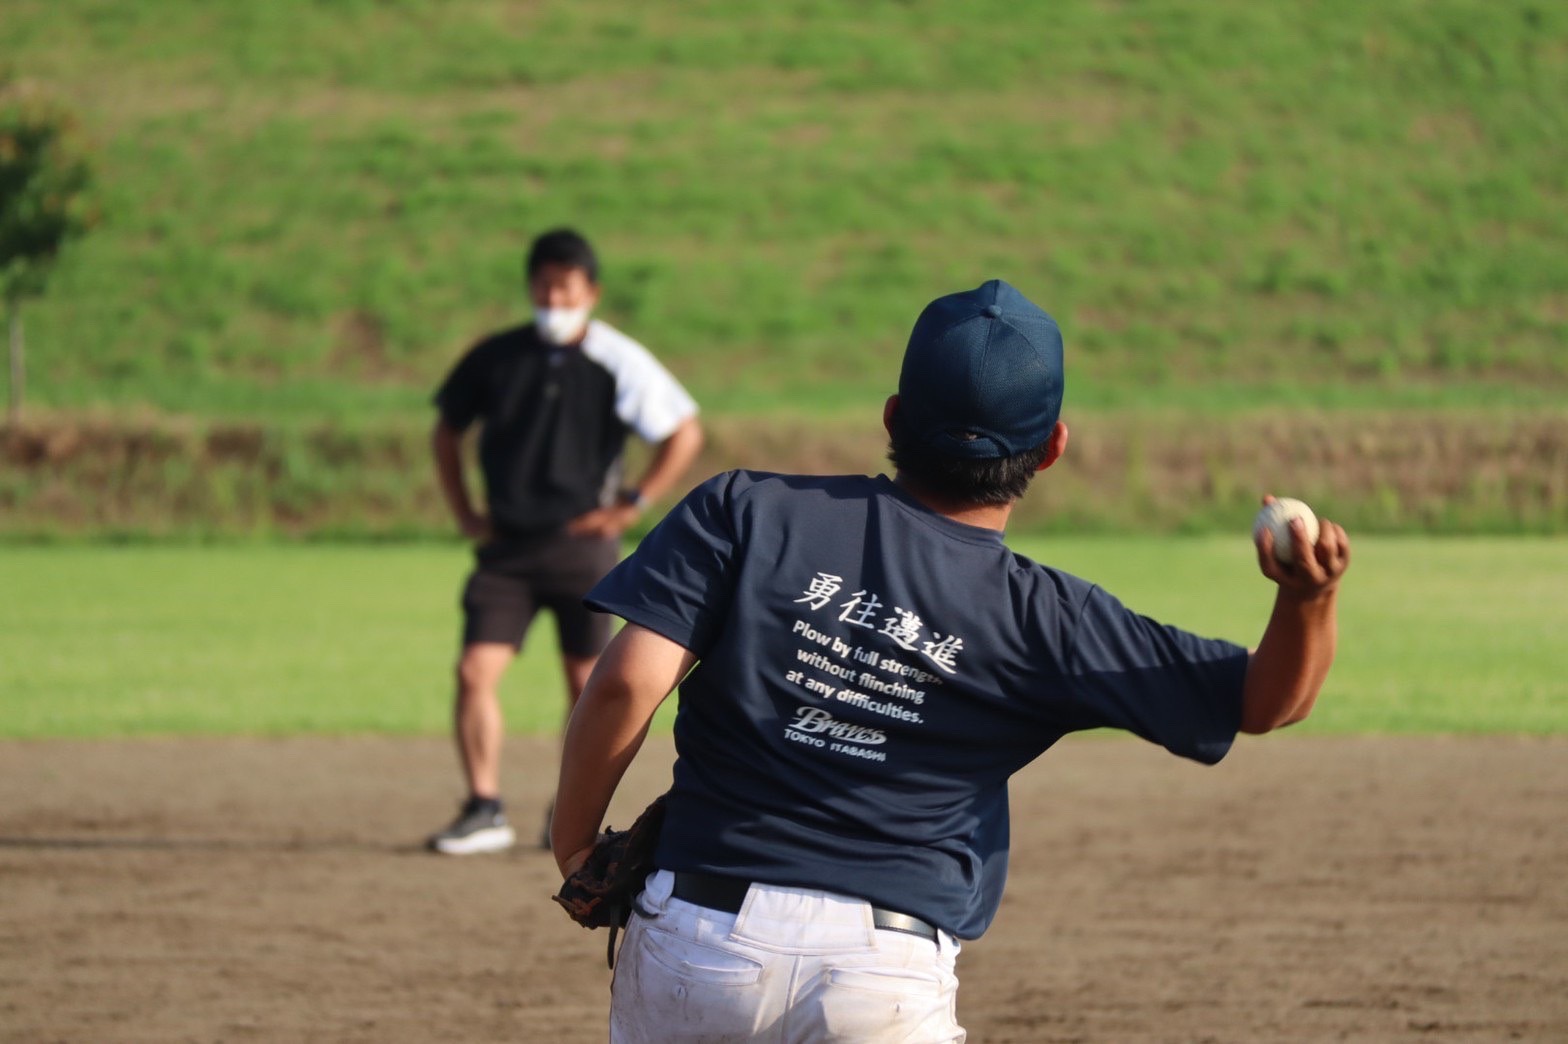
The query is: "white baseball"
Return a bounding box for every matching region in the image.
[1253,498,1320,564]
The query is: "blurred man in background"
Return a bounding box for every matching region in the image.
[427,228,703,854]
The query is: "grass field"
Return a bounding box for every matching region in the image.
[4,537,1563,739]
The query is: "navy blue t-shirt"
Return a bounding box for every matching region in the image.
[586,470,1248,939]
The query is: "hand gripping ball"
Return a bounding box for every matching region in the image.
[1253,498,1320,564]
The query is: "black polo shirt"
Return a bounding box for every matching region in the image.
[434,319,696,537]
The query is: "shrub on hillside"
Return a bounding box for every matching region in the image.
[1,75,97,423]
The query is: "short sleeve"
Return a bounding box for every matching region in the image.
[580,322,698,442]
[432,345,489,431]
[1065,585,1248,764]
[585,471,743,655]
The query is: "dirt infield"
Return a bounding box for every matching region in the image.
[3,734,1565,1042]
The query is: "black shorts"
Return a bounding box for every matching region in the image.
[460,533,620,657]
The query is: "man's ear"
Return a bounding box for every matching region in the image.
[883,395,900,438]
[1036,421,1070,472]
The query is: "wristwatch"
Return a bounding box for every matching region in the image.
[621,488,647,511]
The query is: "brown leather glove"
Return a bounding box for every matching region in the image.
[551,794,667,967]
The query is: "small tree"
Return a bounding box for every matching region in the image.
[1,76,96,426]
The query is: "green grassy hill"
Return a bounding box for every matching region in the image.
[4,1,1565,535]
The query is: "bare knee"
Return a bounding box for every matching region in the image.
[456,644,513,702]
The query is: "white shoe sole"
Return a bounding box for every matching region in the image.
[431,825,517,855]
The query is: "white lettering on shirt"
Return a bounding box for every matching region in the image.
[794,573,844,611]
[788,706,886,746]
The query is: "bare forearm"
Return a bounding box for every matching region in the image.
[1240,498,1351,734]
[431,421,478,527]
[551,624,696,876]
[632,416,703,504]
[551,678,654,873]
[563,417,704,538]
[1241,589,1338,732]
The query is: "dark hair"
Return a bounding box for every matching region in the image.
[887,429,1052,506]
[526,228,599,284]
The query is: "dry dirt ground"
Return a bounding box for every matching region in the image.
[3,734,1565,1043]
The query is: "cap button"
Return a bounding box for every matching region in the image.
[982,304,1003,318]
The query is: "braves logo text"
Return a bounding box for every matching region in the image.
[786,707,887,746]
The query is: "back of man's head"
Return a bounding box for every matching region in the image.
[527,228,599,284]
[889,280,1065,505]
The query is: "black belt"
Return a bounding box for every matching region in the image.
[671,871,938,942]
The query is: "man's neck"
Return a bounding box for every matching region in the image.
[892,474,1014,533]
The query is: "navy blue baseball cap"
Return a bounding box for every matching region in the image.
[896,279,1064,460]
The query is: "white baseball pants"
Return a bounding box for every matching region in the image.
[608,870,965,1043]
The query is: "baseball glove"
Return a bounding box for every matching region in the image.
[552,793,667,968]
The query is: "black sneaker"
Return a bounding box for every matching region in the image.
[427,797,517,855]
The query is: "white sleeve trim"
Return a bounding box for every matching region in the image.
[579,320,699,442]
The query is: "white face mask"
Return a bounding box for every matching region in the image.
[534,304,592,345]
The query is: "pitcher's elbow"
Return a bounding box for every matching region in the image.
[1240,697,1315,735]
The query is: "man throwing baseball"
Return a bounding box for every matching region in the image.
[426,228,702,855]
[553,279,1349,1040]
